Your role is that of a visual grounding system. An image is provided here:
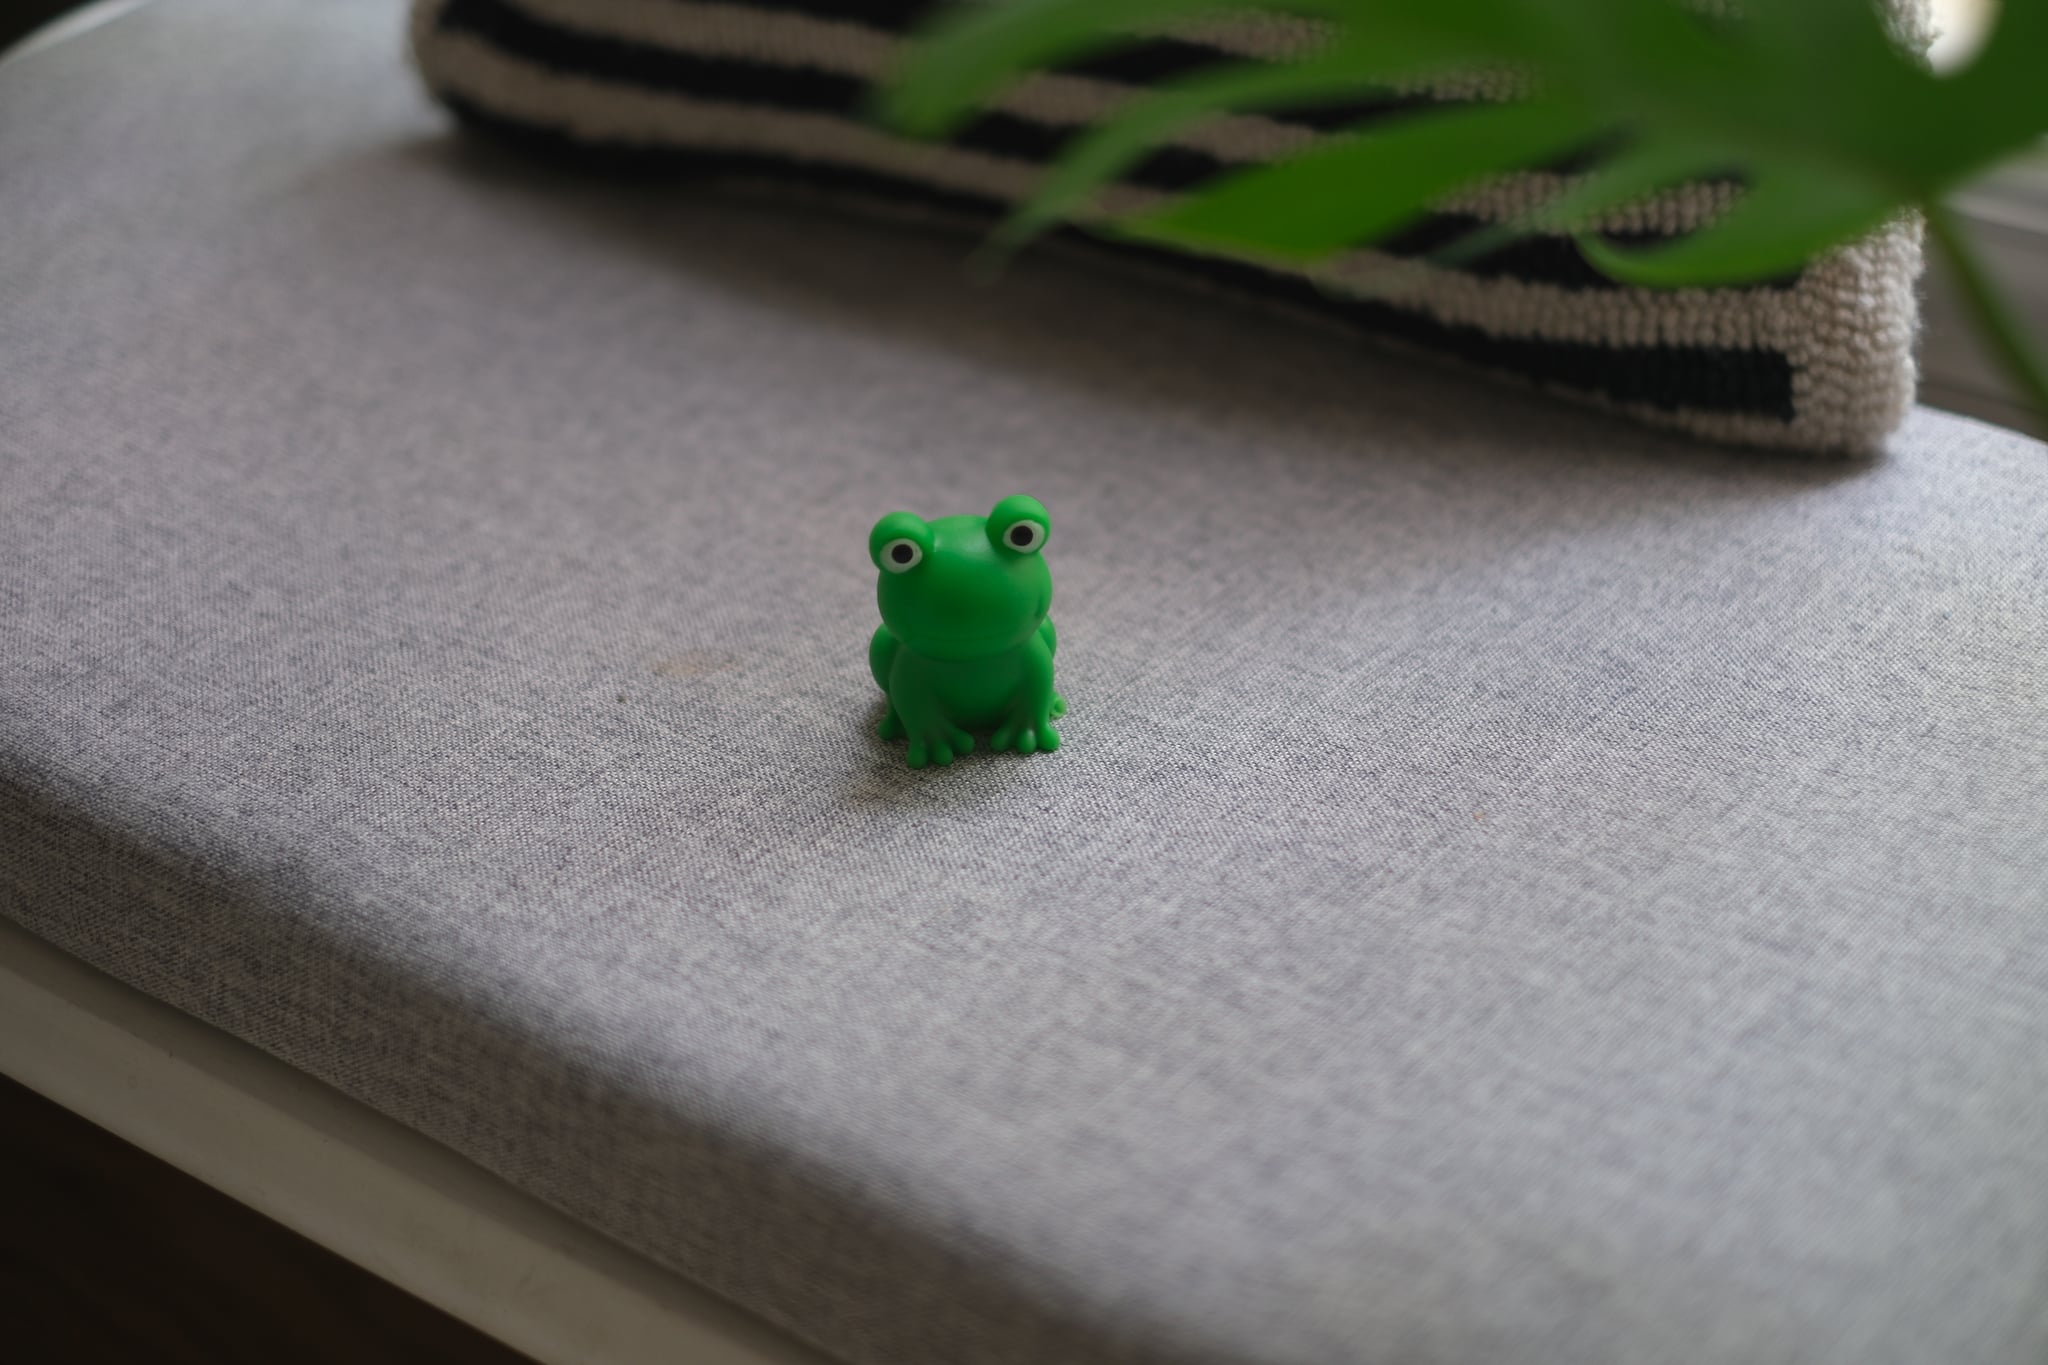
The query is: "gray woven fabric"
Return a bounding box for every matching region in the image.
[5,5,2048,1365]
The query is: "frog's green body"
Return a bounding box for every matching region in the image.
[867,496,1065,768]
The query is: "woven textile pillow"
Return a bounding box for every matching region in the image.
[411,0,1928,453]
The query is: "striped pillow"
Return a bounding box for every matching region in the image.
[411,0,1927,453]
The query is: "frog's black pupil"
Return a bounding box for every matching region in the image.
[891,543,914,564]
[1010,525,1033,547]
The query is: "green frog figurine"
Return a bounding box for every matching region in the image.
[868,495,1066,768]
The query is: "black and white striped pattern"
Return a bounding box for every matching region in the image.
[411,0,1926,452]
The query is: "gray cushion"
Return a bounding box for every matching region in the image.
[5,4,2047,1365]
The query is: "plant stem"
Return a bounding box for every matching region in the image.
[1923,199,2048,429]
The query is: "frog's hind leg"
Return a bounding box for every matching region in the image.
[1037,618,1067,718]
[871,626,908,740]
[869,625,900,691]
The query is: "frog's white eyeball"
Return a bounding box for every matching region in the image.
[1001,521,1046,553]
[880,538,924,573]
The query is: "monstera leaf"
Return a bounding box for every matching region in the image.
[882,0,2048,419]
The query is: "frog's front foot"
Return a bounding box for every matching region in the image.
[877,706,906,741]
[991,709,1060,756]
[1050,693,1067,720]
[905,720,975,769]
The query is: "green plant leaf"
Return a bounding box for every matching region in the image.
[1577,166,1895,287]
[1119,97,1603,261]
[1430,140,1731,268]
[996,30,1481,252]
[1933,0,2048,172]
[888,0,2048,271]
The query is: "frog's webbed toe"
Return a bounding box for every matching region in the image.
[992,715,1060,755]
[1050,693,1067,720]
[906,720,975,769]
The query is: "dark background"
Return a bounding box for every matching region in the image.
[0,1076,535,1364]
[4,0,93,53]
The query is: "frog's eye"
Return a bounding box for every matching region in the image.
[869,511,932,573]
[987,495,1050,556]
[1001,522,1045,553]
[879,538,923,573]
